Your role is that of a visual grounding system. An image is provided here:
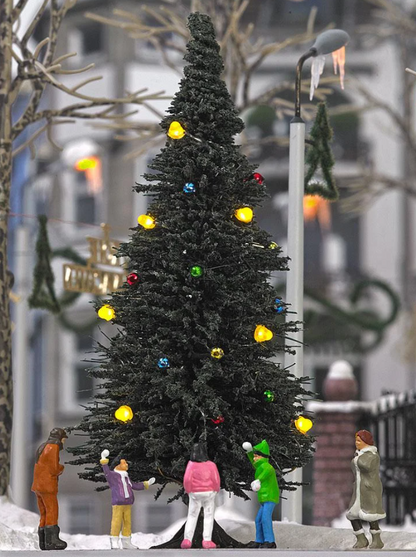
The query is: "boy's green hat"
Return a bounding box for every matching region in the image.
[253,439,270,458]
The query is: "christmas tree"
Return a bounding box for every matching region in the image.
[69,12,314,543]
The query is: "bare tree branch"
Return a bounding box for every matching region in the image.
[12,0,31,22]
[55,63,95,75]
[340,171,416,215]
[21,0,49,49]
[348,74,416,155]
[12,119,74,158]
[33,37,50,60]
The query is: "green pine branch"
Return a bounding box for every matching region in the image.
[28,215,61,314]
[304,102,338,201]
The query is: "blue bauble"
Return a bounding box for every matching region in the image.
[157,357,170,369]
[274,297,285,313]
[183,182,196,194]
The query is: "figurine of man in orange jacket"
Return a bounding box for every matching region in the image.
[31,428,68,551]
[181,439,220,550]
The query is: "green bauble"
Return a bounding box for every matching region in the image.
[190,265,203,277]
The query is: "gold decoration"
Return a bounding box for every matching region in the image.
[254,325,273,342]
[98,304,115,321]
[138,214,156,229]
[235,207,253,223]
[295,416,313,434]
[211,347,224,359]
[115,405,133,422]
[168,121,186,139]
[63,223,125,295]
[64,265,124,296]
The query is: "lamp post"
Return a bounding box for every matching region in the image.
[281,29,350,524]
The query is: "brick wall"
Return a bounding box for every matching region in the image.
[308,360,371,527]
[312,411,360,526]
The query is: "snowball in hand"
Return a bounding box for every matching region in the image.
[148,477,156,485]
[251,479,261,492]
[242,442,253,452]
[101,449,110,459]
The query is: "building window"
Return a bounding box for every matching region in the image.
[75,171,96,225]
[135,491,186,533]
[134,21,182,65]
[60,496,96,535]
[60,157,105,240]
[146,503,173,533]
[60,328,96,414]
[68,21,104,59]
[74,331,95,403]
[31,316,44,442]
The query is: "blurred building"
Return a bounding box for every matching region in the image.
[9,0,413,531]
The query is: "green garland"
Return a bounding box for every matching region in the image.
[304,102,339,201]
[52,247,100,333]
[276,278,400,354]
[28,221,109,333]
[28,215,61,314]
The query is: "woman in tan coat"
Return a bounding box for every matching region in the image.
[346,429,386,549]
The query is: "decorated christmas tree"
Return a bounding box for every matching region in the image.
[69,12,314,545]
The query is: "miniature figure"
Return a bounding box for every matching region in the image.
[100,449,155,549]
[242,440,279,549]
[181,440,220,549]
[346,429,386,549]
[31,428,68,551]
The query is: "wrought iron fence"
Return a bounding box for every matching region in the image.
[367,391,416,525]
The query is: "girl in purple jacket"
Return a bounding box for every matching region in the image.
[100,449,155,549]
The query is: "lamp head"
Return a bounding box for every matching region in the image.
[312,29,350,56]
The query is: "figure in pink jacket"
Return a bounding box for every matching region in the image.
[181,441,220,549]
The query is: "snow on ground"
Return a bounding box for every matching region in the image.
[1,496,416,551]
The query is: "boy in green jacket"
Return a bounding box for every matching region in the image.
[243,439,279,549]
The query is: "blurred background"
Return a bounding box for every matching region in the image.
[7,0,416,534]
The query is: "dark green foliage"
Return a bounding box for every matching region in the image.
[51,248,98,333]
[303,279,400,353]
[305,102,338,200]
[28,215,60,314]
[69,13,314,501]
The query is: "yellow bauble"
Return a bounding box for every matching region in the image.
[235,207,253,223]
[168,121,186,139]
[98,304,115,321]
[254,325,273,342]
[115,405,134,423]
[138,214,156,229]
[295,416,313,434]
[211,347,224,359]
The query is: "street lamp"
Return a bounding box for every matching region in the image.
[281,29,350,524]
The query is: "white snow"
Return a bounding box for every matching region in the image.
[327,360,354,380]
[2,496,416,551]
[306,400,376,413]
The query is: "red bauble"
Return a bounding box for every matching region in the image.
[253,172,264,185]
[211,416,225,425]
[127,272,139,286]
